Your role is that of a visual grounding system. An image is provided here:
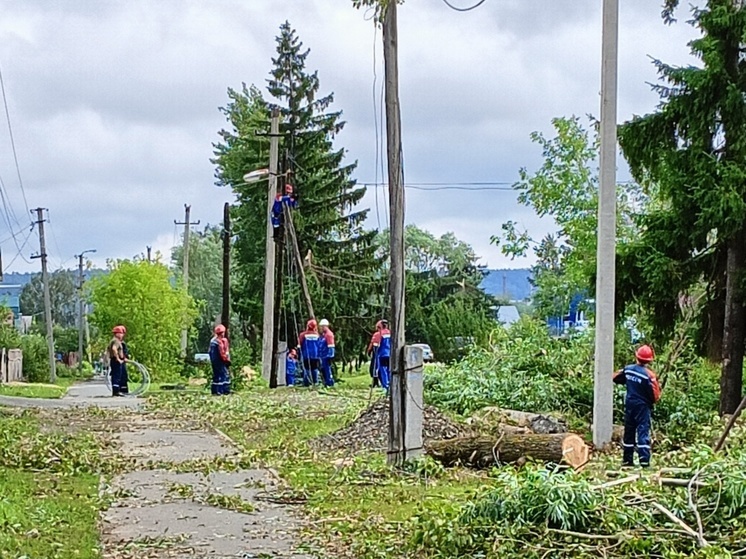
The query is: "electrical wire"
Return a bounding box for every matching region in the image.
[2,224,33,272]
[441,0,488,11]
[44,210,68,269]
[0,63,30,216]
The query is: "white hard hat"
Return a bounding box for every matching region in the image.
[319,318,330,327]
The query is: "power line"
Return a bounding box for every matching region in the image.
[2,224,33,272]
[0,63,30,216]
[441,0,488,11]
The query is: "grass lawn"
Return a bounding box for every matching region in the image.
[0,470,100,559]
[0,380,71,399]
[0,411,104,559]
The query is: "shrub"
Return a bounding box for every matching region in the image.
[20,334,49,383]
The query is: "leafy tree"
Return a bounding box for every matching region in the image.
[87,259,196,380]
[493,117,641,319]
[171,225,224,352]
[20,270,78,328]
[213,22,380,360]
[618,0,746,414]
[378,225,494,362]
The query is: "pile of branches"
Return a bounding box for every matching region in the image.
[407,438,746,558]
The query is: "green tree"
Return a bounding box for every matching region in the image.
[87,259,196,380]
[493,116,641,319]
[171,224,224,352]
[20,270,78,328]
[377,225,494,362]
[618,0,746,414]
[213,22,380,360]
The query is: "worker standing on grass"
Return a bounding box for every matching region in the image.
[209,325,231,395]
[613,345,661,468]
[369,320,391,391]
[108,326,128,397]
[286,348,298,386]
[318,318,335,388]
[299,319,321,386]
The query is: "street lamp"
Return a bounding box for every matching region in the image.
[243,168,270,184]
[75,249,96,371]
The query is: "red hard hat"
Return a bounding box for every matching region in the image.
[112,325,125,335]
[214,324,226,335]
[635,345,655,363]
[285,183,294,194]
[307,319,317,331]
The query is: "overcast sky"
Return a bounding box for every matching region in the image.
[0,0,699,273]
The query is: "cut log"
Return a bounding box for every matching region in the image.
[426,433,589,469]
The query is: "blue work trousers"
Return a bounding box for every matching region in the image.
[211,364,231,395]
[623,401,652,466]
[377,356,390,391]
[321,358,335,387]
[303,358,320,387]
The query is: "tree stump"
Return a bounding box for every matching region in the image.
[426,433,589,469]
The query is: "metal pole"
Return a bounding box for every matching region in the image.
[262,109,281,383]
[77,254,84,371]
[222,202,231,330]
[593,0,619,448]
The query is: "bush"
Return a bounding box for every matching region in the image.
[20,334,49,383]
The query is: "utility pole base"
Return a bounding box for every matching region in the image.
[387,345,424,466]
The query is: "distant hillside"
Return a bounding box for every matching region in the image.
[480,269,532,301]
[1,272,35,286]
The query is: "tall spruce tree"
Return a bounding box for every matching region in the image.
[213,22,380,360]
[618,0,746,413]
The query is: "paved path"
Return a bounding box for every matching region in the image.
[0,378,141,409]
[101,418,312,559]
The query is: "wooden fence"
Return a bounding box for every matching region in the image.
[1,348,23,383]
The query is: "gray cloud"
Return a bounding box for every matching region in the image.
[0,0,702,273]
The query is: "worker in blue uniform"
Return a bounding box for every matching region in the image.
[613,345,661,468]
[286,348,298,386]
[370,320,391,391]
[271,183,298,239]
[318,318,335,387]
[209,324,231,395]
[298,319,321,386]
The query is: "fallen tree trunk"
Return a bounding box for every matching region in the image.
[426,433,589,469]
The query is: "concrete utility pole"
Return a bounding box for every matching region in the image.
[221,202,231,331]
[75,249,96,372]
[382,0,417,466]
[175,205,200,358]
[146,246,152,263]
[593,0,619,448]
[31,208,55,383]
[262,109,281,383]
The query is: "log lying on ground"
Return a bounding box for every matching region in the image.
[426,433,589,469]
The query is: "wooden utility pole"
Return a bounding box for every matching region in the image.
[175,204,200,358]
[76,249,96,372]
[592,0,619,448]
[221,202,231,330]
[31,208,55,383]
[262,109,281,383]
[284,207,314,319]
[383,0,408,466]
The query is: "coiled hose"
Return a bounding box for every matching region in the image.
[103,361,151,397]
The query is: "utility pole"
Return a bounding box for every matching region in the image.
[383,0,408,466]
[31,208,56,383]
[175,204,200,358]
[146,246,152,263]
[75,249,96,372]
[593,0,619,448]
[262,109,281,383]
[221,202,231,330]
